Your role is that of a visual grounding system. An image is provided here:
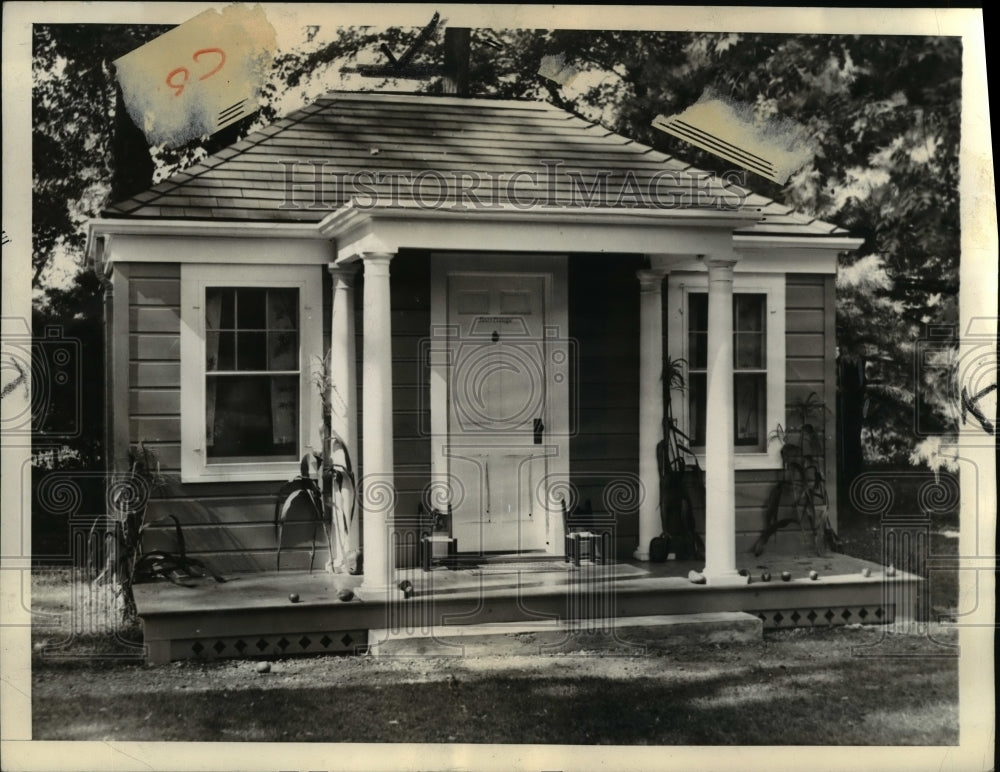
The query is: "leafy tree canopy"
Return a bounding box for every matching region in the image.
[31,23,962,467]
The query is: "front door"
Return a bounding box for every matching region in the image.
[445,272,552,553]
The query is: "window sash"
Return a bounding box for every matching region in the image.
[180,263,322,483]
[204,286,302,463]
[684,291,769,452]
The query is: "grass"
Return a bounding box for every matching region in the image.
[29,471,962,745]
[31,628,958,744]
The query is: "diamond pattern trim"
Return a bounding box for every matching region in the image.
[758,606,891,630]
[172,631,368,661]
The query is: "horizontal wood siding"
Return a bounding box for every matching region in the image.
[127,262,335,575]
[389,251,431,568]
[128,264,182,491]
[569,254,644,558]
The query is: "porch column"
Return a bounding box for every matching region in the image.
[328,264,360,563]
[700,256,745,586]
[359,252,396,592]
[634,268,667,561]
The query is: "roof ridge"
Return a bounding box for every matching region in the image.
[316,90,557,111]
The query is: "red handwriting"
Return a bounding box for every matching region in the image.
[166,48,226,96]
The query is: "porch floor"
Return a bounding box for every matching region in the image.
[134,552,918,663]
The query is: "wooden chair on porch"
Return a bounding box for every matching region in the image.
[562,498,614,567]
[418,503,456,571]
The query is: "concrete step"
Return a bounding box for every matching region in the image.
[368,611,762,656]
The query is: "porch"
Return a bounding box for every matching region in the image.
[133,551,919,663]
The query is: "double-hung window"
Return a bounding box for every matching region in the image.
[180,264,322,482]
[667,273,785,469]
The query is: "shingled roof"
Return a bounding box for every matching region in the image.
[105,92,849,238]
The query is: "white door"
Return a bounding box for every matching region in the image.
[446,273,551,553]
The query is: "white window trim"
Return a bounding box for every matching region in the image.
[666,271,785,471]
[180,263,324,483]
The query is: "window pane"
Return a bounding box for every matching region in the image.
[689,293,708,332]
[206,331,235,371]
[268,289,298,330]
[735,331,765,369]
[687,292,768,450]
[268,331,298,370]
[269,376,298,447]
[237,331,267,370]
[237,288,267,329]
[688,331,708,369]
[735,373,766,448]
[206,375,298,459]
[735,295,765,369]
[206,288,235,330]
[688,372,706,447]
[735,294,765,332]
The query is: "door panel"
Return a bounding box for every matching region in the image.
[447,273,548,552]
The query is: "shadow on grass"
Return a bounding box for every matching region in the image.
[33,653,958,745]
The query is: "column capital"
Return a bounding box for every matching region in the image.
[361,251,395,263]
[328,262,360,285]
[636,268,667,293]
[359,252,395,279]
[701,254,739,272]
[328,261,360,274]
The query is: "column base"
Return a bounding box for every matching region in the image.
[355,574,404,601]
[633,549,650,561]
[700,570,749,588]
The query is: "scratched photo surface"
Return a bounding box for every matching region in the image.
[3,5,995,772]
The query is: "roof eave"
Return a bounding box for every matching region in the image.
[734,233,865,251]
[86,217,324,270]
[318,200,764,240]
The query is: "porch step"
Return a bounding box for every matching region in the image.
[367,611,762,656]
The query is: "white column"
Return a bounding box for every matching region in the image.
[359,252,396,593]
[700,256,745,585]
[328,264,360,563]
[634,268,667,561]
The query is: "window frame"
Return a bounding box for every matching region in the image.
[180,263,323,482]
[666,271,785,471]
